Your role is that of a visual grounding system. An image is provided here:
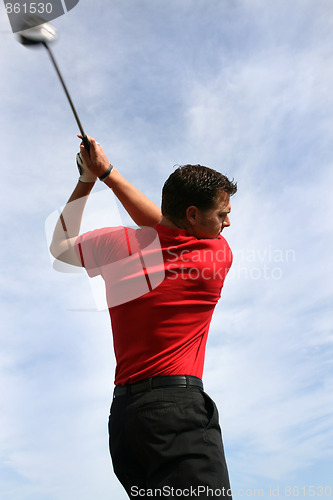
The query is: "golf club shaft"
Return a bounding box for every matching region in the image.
[42,42,90,152]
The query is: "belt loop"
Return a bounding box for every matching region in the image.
[148,378,152,391]
[185,375,189,389]
[126,385,130,397]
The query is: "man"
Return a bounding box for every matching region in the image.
[50,136,237,499]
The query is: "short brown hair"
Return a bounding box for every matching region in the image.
[161,164,237,221]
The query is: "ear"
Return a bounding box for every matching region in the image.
[185,206,199,227]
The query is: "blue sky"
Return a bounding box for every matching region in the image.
[1,1,333,499]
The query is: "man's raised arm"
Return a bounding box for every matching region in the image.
[80,136,162,227]
[50,136,162,265]
[50,180,94,266]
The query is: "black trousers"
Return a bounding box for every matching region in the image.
[108,386,232,499]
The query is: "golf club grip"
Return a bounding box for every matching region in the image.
[82,135,90,153]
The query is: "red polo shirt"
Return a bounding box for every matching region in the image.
[75,223,232,385]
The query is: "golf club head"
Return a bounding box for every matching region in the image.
[17,15,57,46]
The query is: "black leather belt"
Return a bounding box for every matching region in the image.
[113,375,203,398]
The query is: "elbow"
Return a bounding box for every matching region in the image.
[49,240,63,261]
[49,238,80,267]
[49,241,57,259]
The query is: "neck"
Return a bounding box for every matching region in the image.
[159,215,179,228]
[160,215,193,234]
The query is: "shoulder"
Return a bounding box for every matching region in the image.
[76,225,161,259]
[192,236,233,266]
[76,226,128,247]
[209,234,233,257]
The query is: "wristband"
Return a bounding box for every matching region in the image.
[99,164,114,181]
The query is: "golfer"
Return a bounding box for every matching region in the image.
[50,136,237,499]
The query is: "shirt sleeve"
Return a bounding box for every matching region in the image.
[74,226,133,278]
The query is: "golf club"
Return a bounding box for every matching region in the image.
[17,16,90,152]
